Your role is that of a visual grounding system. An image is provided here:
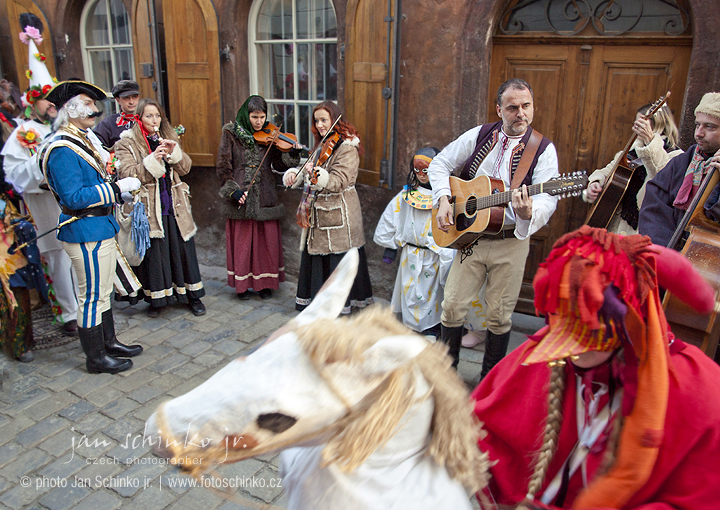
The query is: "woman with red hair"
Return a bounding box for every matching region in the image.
[283,101,373,314]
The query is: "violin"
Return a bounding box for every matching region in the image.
[308,132,342,185]
[253,123,309,152]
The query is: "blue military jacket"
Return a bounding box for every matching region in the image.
[40,126,120,243]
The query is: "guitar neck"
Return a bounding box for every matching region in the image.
[475,182,547,209]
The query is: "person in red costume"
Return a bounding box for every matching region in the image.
[472,225,720,509]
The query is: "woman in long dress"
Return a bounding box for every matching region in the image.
[114,98,205,317]
[283,101,373,314]
[216,95,300,300]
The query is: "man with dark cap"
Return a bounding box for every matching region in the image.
[93,79,140,149]
[39,80,144,374]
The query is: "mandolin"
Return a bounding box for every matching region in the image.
[585,91,670,228]
[431,171,588,249]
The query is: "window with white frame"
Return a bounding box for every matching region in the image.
[250,0,338,149]
[80,0,135,118]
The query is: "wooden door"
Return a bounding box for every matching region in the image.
[4,0,57,90]
[489,39,692,313]
[131,0,156,100]
[344,0,395,186]
[162,0,221,167]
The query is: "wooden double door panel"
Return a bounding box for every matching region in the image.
[489,39,692,313]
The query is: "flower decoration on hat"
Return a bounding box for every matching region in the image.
[18,25,43,45]
[18,13,57,116]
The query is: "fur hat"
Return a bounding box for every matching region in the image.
[694,92,720,120]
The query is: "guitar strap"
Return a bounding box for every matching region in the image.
[510,128,543,190]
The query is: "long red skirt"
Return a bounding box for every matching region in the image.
[226,218,285,293]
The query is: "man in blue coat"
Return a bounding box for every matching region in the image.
[40,81,144,374]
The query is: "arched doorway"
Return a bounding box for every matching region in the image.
[488,0,692,312]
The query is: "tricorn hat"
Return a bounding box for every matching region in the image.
[45,80,108,110]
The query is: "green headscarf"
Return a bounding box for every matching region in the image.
[234,95,267,148]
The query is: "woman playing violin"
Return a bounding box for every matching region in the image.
[216,95,301,300]
[283,101,373,314]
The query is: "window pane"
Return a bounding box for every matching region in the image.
[114,49,135,82]
[256,43,293,100]
[298,104,313,149]
[297,43,310,101]
[257,0,293,40]
[313,42,337,100]
[297,0,336,39]
[88,50,114,92]
[85,0,110,46]
[110,0,132,45]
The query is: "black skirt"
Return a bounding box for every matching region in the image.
[124,214,205,308]
[295,246,374,314]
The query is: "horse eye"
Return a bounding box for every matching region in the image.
[257,413,297,433]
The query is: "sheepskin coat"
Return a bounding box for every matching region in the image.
[216,123,300,221]
[307,136,365,255]
[113,128,197,241]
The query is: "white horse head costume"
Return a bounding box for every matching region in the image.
[147,249,490,509]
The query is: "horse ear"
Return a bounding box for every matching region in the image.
[294,248,359,327]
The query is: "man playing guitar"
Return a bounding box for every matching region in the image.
[429,78,559,376]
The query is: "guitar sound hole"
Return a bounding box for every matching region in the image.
[465,196,477,216]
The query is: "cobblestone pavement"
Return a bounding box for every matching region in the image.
[0,269,544,509]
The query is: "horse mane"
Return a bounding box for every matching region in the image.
[295,306,492,493]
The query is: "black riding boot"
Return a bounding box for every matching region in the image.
[441,325,464,369]
[79,324,133,374]
[102,309,143,357]
[480,330,511,380]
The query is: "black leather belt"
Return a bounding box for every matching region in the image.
[482,228,516,240]
[61,205,113,217]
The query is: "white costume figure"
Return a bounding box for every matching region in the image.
[374,148,487,336]
[2,20,80,330]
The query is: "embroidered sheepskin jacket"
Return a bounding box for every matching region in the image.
[307,136,365,255]
[216,123,300,221]
[113,128,197,241]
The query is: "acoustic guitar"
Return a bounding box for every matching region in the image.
[431,171,588,249]
[585,91,670,228]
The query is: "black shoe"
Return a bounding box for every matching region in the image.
[62,319,78,337]
[189,299,206,316]
[237,291,251,300]
[147,306,162,318]
[480,331,511,380]
[17,351,34,362]
[102,309,143,357]
[258,289,273,300]
[441,325,464,369]
[79,324,132,374]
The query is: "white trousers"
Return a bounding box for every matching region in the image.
[42,248,79,323]
[62,239,116,328]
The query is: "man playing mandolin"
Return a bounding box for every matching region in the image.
[429,78,559,375]
[639,92,720,247]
